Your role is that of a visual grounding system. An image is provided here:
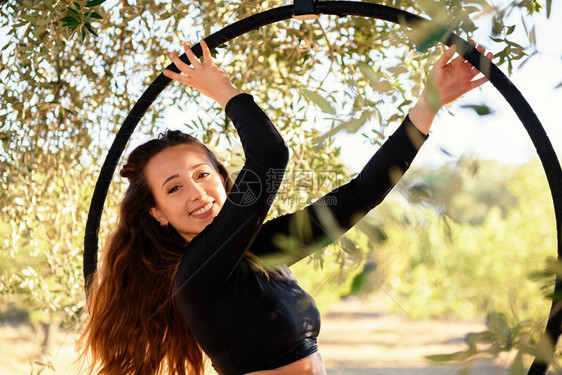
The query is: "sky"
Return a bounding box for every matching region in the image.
[334,1,562,172]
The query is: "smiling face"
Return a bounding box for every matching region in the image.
[146,143,227,242]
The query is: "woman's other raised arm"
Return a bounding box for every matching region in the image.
[250,41,494,266]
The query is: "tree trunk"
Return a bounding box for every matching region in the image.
[41,320,59,354]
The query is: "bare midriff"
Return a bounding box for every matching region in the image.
[243,351,326,375]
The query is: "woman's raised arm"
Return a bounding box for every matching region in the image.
[164,41,289,299]
[250,41,494,266]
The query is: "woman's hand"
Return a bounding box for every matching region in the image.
[409,40,494,135]
[163,40,241,110]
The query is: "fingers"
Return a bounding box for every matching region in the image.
[169,49,194,74]
[465,39,494,67]
[183,40,214,66]
[437,44,456,68]
[163,68,193,86]
[463,40,478,70]
[465,38,490,83]
[469,76,489,90]
[200,39,213,65]
[465,40,492,90]
[163,40,223,95]
[164,40,210,81]
[182,42,201,67]
[169,40,213,71]
[163,42,200,84]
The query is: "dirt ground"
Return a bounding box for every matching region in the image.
[318,294,512,375]
[0,292,513,374]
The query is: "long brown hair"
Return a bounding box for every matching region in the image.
[77,130,236,374]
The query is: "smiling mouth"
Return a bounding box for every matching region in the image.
[190,201,214,216]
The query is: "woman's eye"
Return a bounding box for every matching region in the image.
[198,172,210,179]
[167,185,180,194]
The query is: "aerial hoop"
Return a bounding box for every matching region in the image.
[83,2,561,373]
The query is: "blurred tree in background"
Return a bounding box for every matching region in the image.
[395,159,558,372]
[0,0,555,372]
[375,158,555,321]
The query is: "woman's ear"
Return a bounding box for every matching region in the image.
[149,207,168,226]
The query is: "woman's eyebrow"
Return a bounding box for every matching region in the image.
[162,174,180,189]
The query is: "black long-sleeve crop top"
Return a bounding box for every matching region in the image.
[173,93,428,375]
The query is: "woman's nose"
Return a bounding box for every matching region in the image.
[189,182,207,200]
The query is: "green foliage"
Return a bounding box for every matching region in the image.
[460,103,495,116]
[424,298,562,373]
[301,88,336,115]
[425,311,559,373]
[290,240,364,314]
[0,160,98,327]
[402,157,519,225]
[60,0,105,40]
[376,159,556,321]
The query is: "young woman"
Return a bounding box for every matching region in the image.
[78,40,493,375]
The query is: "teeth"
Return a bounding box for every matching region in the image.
[191,202,212,216]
